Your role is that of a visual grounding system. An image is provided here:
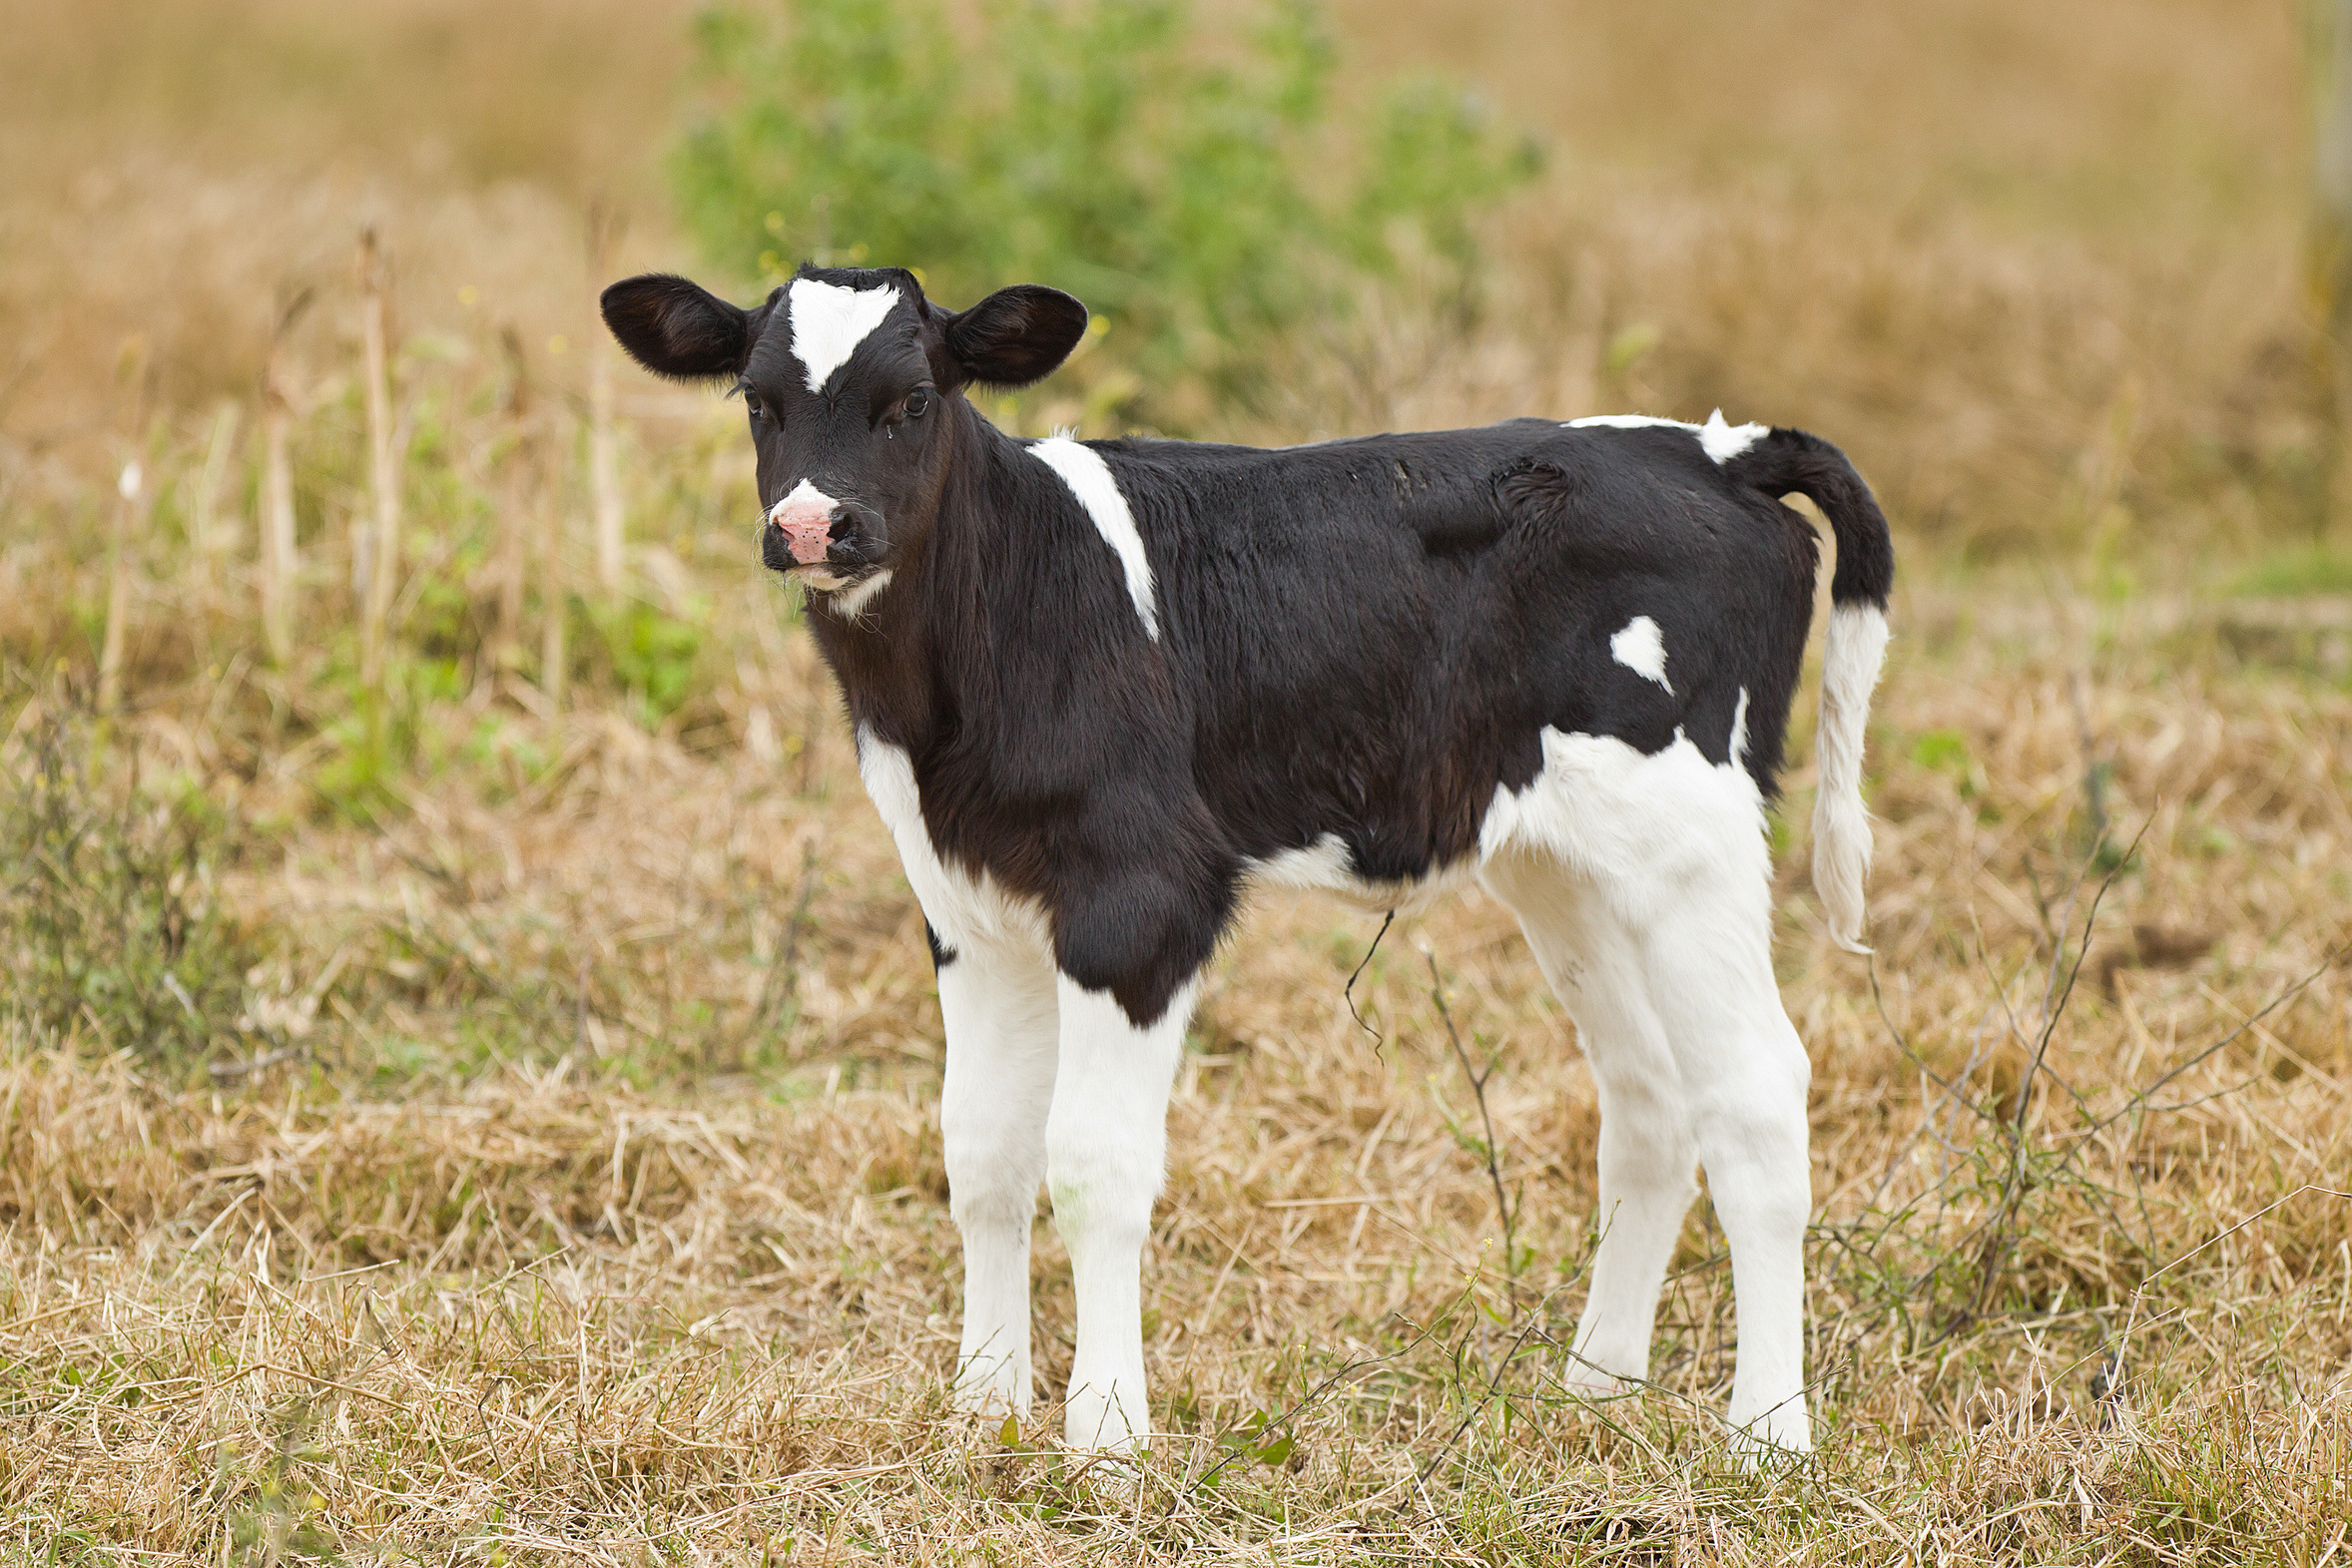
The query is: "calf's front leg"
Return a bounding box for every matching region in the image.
[936,931,1061,1419]
[1046,974,1195,1453]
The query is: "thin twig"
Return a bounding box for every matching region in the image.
[1425,945,1517,1301]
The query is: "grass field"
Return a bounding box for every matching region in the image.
[3,1,2350,1562]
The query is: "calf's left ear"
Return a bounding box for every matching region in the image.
[601,273,761,381]
[941,285,1090,389]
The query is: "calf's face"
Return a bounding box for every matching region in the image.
[600,264,1088,591]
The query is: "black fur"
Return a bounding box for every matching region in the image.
[602,264,1895,1030]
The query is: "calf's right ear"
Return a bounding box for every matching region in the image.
[600,273,759,381]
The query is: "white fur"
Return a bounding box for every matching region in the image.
[856,729,1194,1452]
[1609,615,1674,693]
[787,277,900,394]
[1048,974,1194,1453]
[1477,725,1814,1451]
[1565,409,1769,466]
[1028,438,1160,641]
[1729,687,1751,775]
[827,568,893,620]
[1813,604,1889,954]
[1699,408,1769,463]
[767,476,835,523]
[937,932,1059,1419]
[857,730,1050,955]
[865,700,1829,1453]
[1247,832,1477,916]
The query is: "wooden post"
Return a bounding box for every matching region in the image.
[587,202,628,605]
[259,288,311,668]
[540,420,568,713]
[98,458,143,716]
[493,325,534,674]
[356,229,402,690]
[2313,0,2352,538]
[99,337,152,715]
[190,400,242,609]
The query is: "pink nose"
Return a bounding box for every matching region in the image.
[768,484,839,565]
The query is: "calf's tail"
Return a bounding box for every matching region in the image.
[1724,427,1894,954]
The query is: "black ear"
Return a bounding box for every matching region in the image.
[600,273,757,381]
[941,285,1090,389]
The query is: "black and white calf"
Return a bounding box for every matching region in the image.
[603,263,1893,1455]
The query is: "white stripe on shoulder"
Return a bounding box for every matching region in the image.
[787,277,900,394]
[1028,437,1160,641]
[1565,409,1768,465]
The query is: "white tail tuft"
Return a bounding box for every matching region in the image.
[1812,604,1889,954]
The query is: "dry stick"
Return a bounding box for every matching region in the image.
[190,400,242,609]
[748,841,823,1045]
[258,287,312,667]
[586,200,628,605]
[97,457,144,717]
[1956,820,2147,1330]
[356,228,401,696]
[1424,945,1518,1302]
[97,338,153,715]
[494,325,535,674]
[539,401,568,712]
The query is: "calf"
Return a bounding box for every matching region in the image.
[602,264,1893,1456]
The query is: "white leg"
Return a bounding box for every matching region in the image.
[1642,893,1814,1452]
[1479,730,1816,1452]
[1045,975,1195,1453]
[1484,852,1697,1389]
[936,932,1060,1420]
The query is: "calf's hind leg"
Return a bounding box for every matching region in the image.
[1481,740,1815,1452]
[1482,851,1699,1392]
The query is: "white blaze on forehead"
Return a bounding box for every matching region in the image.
[1610,614,1673,693]
[787,277,901,394]
[1029,437,1159,641]
[1565,409,1768,465]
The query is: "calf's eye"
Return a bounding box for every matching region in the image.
[903,389,932,419]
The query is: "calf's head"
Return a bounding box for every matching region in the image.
[600,264,1088,591]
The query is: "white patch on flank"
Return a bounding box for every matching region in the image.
[1247,831,1476,916]
[1610,615,1673,693]
[1729,687,1751,774]
[1029,437,1160,640]
[1811,603,1890,954]
[1566,409,1770,466]
[827,568,893,620]
[787,277,901,394]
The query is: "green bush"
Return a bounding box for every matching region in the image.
[671,0,1538,425]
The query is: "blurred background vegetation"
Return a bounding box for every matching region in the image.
[0,0,2331,1074]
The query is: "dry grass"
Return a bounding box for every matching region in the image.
[4,581,2351,1562]
[4,0,2352,1562]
